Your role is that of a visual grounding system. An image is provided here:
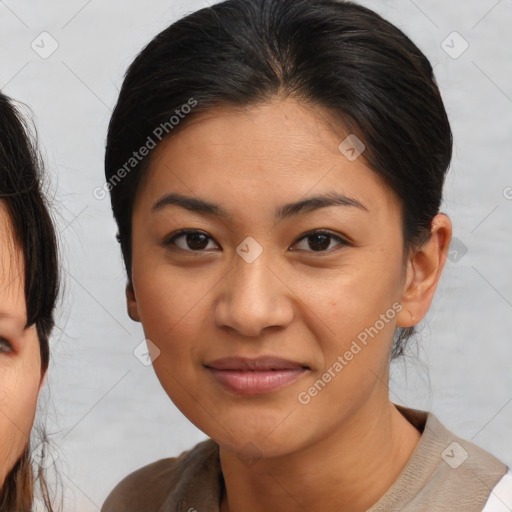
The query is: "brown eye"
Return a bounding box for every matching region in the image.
[291,230,349,253]
[164,230,220,252]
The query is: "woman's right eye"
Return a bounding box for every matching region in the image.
[0,336,13,354]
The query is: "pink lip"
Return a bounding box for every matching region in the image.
[204,357,309,395]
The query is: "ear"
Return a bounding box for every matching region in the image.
[126,281,141,322]
[396,213,452,327]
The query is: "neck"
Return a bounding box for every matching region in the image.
[219,400,421,512]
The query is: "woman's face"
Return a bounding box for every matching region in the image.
[0,202,43,485]
[128,97,413,457]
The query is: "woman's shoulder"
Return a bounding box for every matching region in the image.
[481,469,512,511]
[370,405,512,512]
[101,438,220,512]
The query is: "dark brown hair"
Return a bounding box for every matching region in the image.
[104,0,452,357]
[0,92,59,510]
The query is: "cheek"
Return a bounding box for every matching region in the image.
[133,258,215,344]
[0,363,41,483]
[309,251,404,336]
[297,252,404,401]
[131,262,213,404]
[133,270,213,424]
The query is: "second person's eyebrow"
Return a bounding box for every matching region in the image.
[152,191,368,221]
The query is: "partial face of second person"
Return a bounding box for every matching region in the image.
[126,97,448,458]
[0,202,44,486]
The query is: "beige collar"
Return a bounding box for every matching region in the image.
[156,404,507,511]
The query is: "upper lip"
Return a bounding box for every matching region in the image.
[204,356,308,371]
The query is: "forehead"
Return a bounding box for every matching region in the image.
[136,98,401,218]
[151,98,354,174]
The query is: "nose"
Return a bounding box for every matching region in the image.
[213,244,295,338]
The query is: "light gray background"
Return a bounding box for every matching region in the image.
[1,1,511,510]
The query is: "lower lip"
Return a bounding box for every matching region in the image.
[206,368,307,395]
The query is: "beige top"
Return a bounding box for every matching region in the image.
[101,404,509,511]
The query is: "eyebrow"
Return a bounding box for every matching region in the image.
[152,191,368,221]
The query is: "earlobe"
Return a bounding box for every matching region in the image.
[126,281,141,322]
[396,213,452,328]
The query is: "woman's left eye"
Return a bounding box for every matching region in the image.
[291,230,349,253]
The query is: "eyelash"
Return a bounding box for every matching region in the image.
[163,229,350,255]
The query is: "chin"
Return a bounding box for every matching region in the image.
[207,418,307,459]
[219,435,297,460]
